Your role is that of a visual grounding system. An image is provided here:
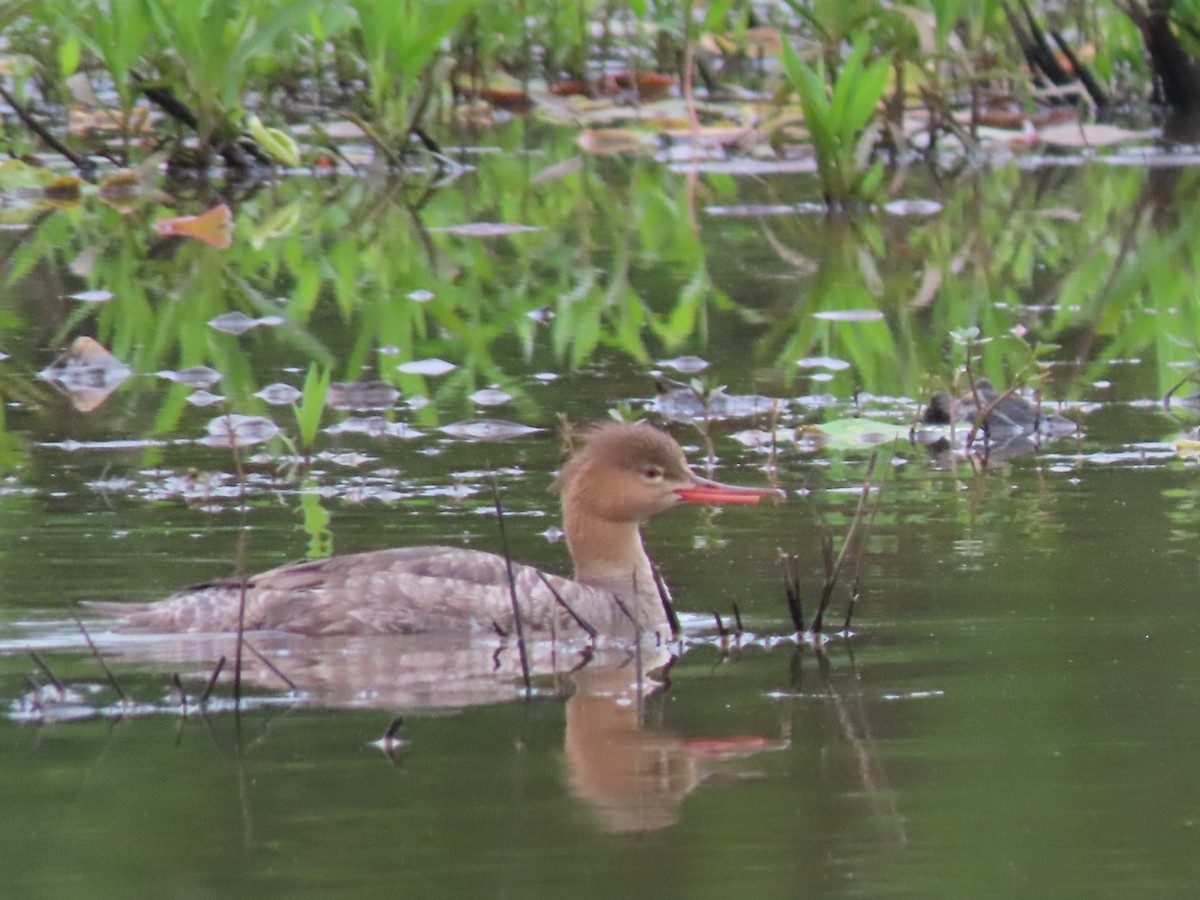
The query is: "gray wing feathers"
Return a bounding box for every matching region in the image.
[85,547,606,636]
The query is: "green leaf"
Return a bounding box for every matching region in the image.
[247,115,302,167]
[58,33,81,76]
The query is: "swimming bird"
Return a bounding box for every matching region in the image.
[86,421,783,639]
[922,379,1076,437]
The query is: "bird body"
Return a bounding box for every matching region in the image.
[87,421,782,638]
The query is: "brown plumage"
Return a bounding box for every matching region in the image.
[85,421,782,638]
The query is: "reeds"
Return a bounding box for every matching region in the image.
[491,474,531,693]
[781,450,887,639]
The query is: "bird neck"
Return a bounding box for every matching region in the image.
[563,512,663,628]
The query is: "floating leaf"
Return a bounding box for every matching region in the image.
[531,156,583,185]
[208,311,282,335]
[256,383,303,405]
[807,418,906,450]
[200,414,280,448]
[1037,122,1152,148]
[397,358,456,376]
[327,381,400,410]
[469,388,512,407]
[386,422,424,440]
[325,416,390,437]
[882,199,942,217]
[812,309,885,322]
[68,289,113,303]
[186,390,225,407]
[38,336,132,412]
[658,355,709,374]
[577,128,654,155]
[796,356,852,371]
[440,420,542,441]
[158,365,223,388]
[431,223,541,237]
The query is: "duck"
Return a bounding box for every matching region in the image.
[922,379,1076,437]
[85,421,783,639]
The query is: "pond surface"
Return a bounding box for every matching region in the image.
[3,122,1200,897]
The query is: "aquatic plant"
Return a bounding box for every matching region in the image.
[346,0,477,160]
[293,363,330,450]
[779,35,892,209]
[52,0,154,159]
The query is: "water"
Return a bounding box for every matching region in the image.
[3,123,1200,897]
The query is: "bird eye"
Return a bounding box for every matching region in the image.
[643,465,664,481]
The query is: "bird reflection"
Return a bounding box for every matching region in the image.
[70,629,790,832]
[12,627,908,838]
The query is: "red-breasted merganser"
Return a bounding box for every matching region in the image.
[86,421,783,638]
